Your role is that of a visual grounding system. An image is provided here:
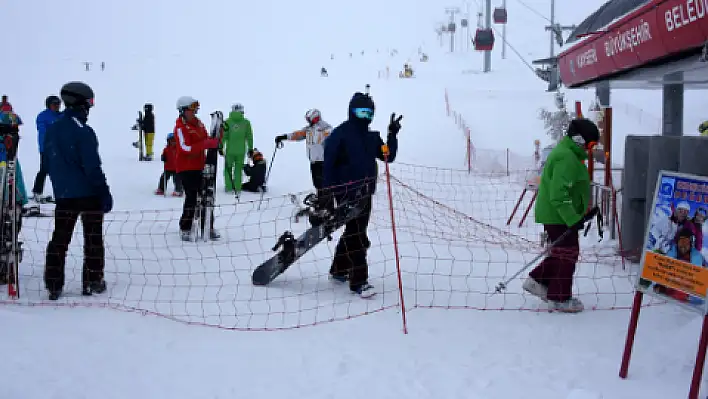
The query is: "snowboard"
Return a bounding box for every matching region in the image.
[252,202,362,286]
[131,111,145,161]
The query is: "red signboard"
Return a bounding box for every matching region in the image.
[559,0,708,87]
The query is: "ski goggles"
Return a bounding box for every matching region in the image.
[353,107,374,119]
[183,101,199,112]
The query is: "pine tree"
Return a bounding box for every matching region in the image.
[538,91,575,144]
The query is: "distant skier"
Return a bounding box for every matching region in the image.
[275,108,332,200]
[43,81,112,300]
[522,118,600,313]
[321,91,402,298]
[142,103,156,161]
[321,67,328,77]
[0,95,12,112]
[220,103,253,194]
[155,133,183,196]
[241,149,267,193]
[173,96,220,241]
[32,95,62,202]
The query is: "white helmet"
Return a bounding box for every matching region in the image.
[305,108,321,125]
[176,96,199,112]
[232,103,244,113]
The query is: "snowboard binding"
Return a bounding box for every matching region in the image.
[272,231,297,268]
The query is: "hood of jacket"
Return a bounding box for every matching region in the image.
[228,110,244,123]
[558,136,588,161]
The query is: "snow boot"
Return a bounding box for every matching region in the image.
[522,277,548,302]
[172,191,184,197]
[48,289,62,301]
[210,229,221,240]
[351,283,376,299]
[180,230,192,242]
[82,279,107,296]
[549,297,584,313]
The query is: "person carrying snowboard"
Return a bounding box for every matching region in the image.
[321,91,402,298]
[173,96,220,241]
[143,103,156,160]
[155,133,183,196]
[522,118,600,313]
[275,108,332,199]
[220,103,253,194]
[241,149,267,193]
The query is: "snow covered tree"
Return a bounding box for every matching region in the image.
[538,91,575,144]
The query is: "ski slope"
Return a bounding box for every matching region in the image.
[2,0,708,398]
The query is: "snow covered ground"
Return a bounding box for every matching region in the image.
[2,0,708,398]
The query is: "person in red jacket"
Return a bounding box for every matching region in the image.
[173,96,220,241]
[0,95,12,112]
[155,133,183,196]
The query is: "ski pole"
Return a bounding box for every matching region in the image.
[257,141,282,210]
[493,206,600,295]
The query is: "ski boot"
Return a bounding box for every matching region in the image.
[154,189,164,195]
[172,191,184,197]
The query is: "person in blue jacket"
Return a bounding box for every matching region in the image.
[32,95,62,200]
[43,81,113,301]
[322,91,402,298]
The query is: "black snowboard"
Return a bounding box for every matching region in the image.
[131,111,145,161]
[252,204,361,286]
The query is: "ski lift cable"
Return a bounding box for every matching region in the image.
[487,24,538,76]
[509,0,552,23]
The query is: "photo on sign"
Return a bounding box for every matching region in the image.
[638,171,708,312]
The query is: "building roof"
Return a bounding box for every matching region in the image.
[565,0,654,45]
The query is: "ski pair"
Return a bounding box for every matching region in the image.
[187,111,223,242]
[0,134,23,298]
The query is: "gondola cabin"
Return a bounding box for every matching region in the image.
[448,22,456,33]
[493,7,507,24]
[474,29,495,51]
[461,18,468,28]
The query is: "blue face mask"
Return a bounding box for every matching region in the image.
[353,107,374,120]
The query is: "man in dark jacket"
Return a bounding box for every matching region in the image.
[43,81,113,301]
[143,103,156,160]
[32,95,62,200]
[322,91,402,298]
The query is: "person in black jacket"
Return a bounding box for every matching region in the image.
[143,103,156,160]
[241,149,267,192]
[321,91,402,298]
[43,81,113,301]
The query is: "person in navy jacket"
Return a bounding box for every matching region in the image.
[43,81,113,301]
[32,95,62,199]
[322,91,402,298]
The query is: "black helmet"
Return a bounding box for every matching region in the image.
[567,118,600,147]
[45,95,61,109]
[144,103,153,112]
[60,81,94,110]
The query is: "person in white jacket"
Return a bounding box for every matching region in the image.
[275,108,332,193]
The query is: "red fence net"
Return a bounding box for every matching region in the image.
[1,162,661,331]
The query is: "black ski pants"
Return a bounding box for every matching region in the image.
[158,170,183,193]
[329,195,372,290]
[44,196,104,293]
[32,155,48,195]
[310,161,324,190]
[178,170,214,232]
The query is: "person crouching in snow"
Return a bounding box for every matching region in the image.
[155,133,183,196]
[241,149,266,193]
[522,118,600,313]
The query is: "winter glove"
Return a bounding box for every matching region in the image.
[100,185,113,214]
[275,134,287,145]
[388,113,403,135]
[570,206,600,231]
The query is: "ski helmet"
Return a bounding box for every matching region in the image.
[567,118,600,149]
[144,103,153,112]
[45,95,61,109]
[232,103,244,113]
[305,108,321,125]
[60,81,94,110]
[166,132,174,141]
[176,96,199,113]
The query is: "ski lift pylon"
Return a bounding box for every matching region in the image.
[474,28,495,51]
[493,7,508,24]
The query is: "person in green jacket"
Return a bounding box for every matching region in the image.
[220,103,253,193]
[522,118,600,313]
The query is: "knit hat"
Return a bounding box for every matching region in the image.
[567,118,600,147]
